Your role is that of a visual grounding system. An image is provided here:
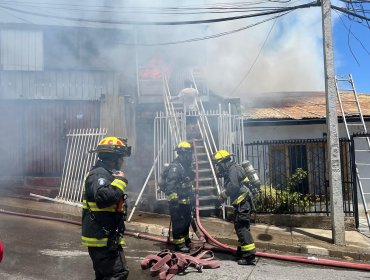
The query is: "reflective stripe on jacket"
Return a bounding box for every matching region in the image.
[223,161,250,204]
[165,158,195,205]
[81,161,127,247]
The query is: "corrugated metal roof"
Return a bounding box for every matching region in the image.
[242,91,370,120]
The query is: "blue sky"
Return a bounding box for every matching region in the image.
[333,13,370,93]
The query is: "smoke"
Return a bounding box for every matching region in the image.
[204,4,325,101]
[117,0,327,102]
[0,0,330,190]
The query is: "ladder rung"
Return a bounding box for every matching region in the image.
[355,150,370,152]
[336,78,350,82]
[359,177,370,180]
[357,163,370,166]
[347,123,363,126]
[338,88,354,92]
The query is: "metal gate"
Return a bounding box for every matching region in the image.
[31,128,107,206]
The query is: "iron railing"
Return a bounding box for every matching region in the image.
[243,138,355,216]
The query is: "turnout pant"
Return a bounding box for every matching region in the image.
[88,246,129,280]
[169,203,192,244]
[234,198,256,258]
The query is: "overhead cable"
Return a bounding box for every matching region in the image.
[0,2,319,25]
[131,12,290,46]
[332,4,370,21]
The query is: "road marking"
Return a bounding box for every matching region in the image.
[39,249,89,257]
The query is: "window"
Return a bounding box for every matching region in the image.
[270,144,309,194]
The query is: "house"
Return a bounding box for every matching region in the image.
[240,91,370,218]
[0,5,209,196]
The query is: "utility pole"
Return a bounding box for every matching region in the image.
[321,0,346,245]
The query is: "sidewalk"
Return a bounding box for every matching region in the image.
[0,195,370,263]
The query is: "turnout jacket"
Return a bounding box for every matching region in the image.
[81,160,127,247]
[165,158,195,204]
[221,161,250,205]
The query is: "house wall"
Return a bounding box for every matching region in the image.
[0,29,43,71]
[244,121,370,142]
[0,25,137,179]
[0,100,100,177]
[244,121,370,217]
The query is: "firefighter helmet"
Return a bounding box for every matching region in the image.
[175,141,193,165]
[213,150,232,164]
[89,136,131,157]
[175,141,193,153]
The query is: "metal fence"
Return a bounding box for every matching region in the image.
[56,128,107,206]
[242,138,355,216]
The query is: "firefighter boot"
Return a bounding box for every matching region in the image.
[234,246,242,258]
[175,243,190,253]
[237,255,256,266]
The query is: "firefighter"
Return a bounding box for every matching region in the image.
[82,136,131,280]
[165,141,195,253]
[213,150,257,265]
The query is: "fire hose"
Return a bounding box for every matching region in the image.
[1,164,370,271]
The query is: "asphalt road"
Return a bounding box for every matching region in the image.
[0,213,369,280]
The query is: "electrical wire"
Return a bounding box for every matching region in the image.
[332,4,370,22]
[0,2,319,26]
[229,11,286,96]
[0,0,295,12]
[130,12,290,46]
[0,1,297,15]
[335,10,370,59]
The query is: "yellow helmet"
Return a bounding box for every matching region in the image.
[89,136,131,157]
[175,141,192,153]
[213,150,232,164]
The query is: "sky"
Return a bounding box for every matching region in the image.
[333,12,370,93]
[0,0,368,96]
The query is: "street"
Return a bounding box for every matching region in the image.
[0,213,369,280]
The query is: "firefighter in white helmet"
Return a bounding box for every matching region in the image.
[213,150,256,265]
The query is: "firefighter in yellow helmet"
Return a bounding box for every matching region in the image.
[82,136,131,279]
[165,141,195,253]
[213,150,256,265]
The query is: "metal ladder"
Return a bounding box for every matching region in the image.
[336,74,370,230]
[128,73,222,220]
[189,70,222,216]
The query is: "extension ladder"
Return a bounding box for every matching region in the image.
[336,74,370,230]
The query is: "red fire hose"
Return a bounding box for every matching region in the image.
[0,238,3,262]
[191,144,370,271]
[1,157,370,271]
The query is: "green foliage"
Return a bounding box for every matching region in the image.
[255,168,312,213]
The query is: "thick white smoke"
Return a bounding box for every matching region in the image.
[205,4,326,101]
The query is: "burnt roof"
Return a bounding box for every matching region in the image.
[242,91,370,120]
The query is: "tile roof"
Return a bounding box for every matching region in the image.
[242,91,370,120]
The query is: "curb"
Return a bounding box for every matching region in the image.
[256,242,370,262]
[1,203,370,263]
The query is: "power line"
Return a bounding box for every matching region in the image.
[129,12,290,46]
[335,10,370,60]
[0,2,319,26]
[332,4,370,21]
[0,0,295,12]
[229,11,287,96]
[0,0,296,15]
